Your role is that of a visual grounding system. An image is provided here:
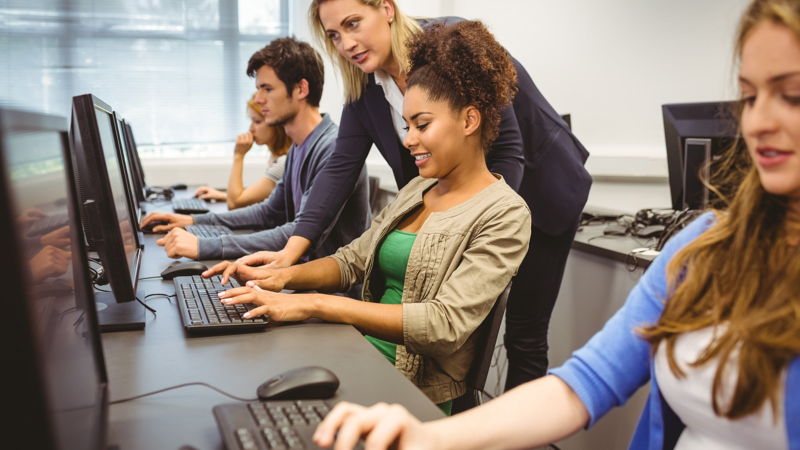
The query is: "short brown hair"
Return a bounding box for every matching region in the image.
[405,21,518,151]
[246,37,325,107]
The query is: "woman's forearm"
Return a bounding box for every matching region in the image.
[427,375,590,450]
[281,256,343,292]
[307,295,403,343]
[226,154,246,209]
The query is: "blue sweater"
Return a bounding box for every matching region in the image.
[550,212,800,449]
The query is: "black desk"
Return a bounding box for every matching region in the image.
[573,206,659,270]
[102,195,444,450]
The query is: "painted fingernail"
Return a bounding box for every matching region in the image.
[218,292,225,298]
[243,312,250,318]
[247,281,254,287]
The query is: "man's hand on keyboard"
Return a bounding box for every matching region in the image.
[157,227,199,259]
[140,212,194,232]
[217,285,301,321]
[312,401,438,450]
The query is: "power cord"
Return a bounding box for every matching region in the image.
[109,382,257,405]
[135,297,157,315]
[138,275,165,281]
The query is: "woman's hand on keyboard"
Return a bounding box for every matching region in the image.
[206,252,286,288]
[217,285,303,321]
[312,401,440,450]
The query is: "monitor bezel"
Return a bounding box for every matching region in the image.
[0,107,108,450]
[112,112,142,223]
[121,119,147,201]
[662,101,741,211]
[71,94,142,305]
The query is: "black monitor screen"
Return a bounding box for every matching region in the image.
[94,107,137,278]
[2,114,107,449]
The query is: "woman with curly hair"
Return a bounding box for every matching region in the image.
[193,94,292,210]
[313,0,800,448]
[238,0,592,392]
[213,20,531,415]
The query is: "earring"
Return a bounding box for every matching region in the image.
[389,17,394,23]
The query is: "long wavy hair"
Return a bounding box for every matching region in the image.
[640,0,800,419]
[308,0,422,103]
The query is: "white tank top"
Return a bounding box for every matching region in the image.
[654,326,788,450]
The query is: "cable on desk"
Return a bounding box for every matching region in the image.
[109,382,258,405]
[136,297,157,315]
[138,275,165,281]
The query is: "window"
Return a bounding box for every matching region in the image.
[0,0,291,157]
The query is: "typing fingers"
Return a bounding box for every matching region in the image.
[334,403,391,450]
[313,402,370,449]
[363,404,418,450]
[217,286,256,304]
[203,260,231,279]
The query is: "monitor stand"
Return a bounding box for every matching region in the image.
[94,290,145,332]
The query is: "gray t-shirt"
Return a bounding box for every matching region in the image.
[263,154,287,183]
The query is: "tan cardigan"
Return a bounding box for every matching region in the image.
[330,175,531,403]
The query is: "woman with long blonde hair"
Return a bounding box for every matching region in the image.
[249,0,593,394]
[312,0,800,448]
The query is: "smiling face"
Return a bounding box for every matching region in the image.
[247,107,277,147]
[318,0,395,75]
[253,65,300,127]
[402,86,483,179]
[740,21,800,202]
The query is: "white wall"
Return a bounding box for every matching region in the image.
[147,0,755,186]
[297,0,753,176]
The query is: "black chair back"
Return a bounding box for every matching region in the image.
[465,281,511,405]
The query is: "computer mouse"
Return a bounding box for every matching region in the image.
[170,183,188,190]
[160,261,209,280]
[257,366,340,401]
[141,220,169,233]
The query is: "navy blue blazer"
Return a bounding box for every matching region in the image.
[293,17,591,241]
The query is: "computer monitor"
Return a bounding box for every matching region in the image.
[0,107,108,449]
[121,119,149,200]
[71,94,145,331]
[112,112,142,220]
[662,101,744,211]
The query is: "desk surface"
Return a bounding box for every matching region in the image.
[103,195,443,450]
[572,220,657,269]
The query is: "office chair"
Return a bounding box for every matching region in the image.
[464,281,512,407]
[368,176,382,219]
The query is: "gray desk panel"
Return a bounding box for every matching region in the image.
[103,194,444,450]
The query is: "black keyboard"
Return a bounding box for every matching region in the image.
[174,275,268,333]
[186,224,233,238]
[25,212,69,237]
[214,400,365,450]
[172,198,210,214]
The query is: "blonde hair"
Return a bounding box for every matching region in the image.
[640,0,800,420]
[308,0,422,103]
[247,94,292,157]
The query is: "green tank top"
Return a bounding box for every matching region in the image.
[364,229,452,416]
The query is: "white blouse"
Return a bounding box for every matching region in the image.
[373,69,408,143]
[654,326,788,450]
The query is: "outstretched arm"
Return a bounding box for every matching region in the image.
[312,375,589,450]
